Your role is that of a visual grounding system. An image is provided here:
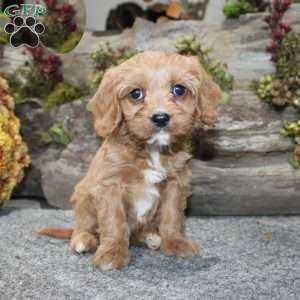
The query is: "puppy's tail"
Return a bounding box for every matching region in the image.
[34,228,73,240]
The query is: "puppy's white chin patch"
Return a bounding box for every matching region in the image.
[147,131,170,146]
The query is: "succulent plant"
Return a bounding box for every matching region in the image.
[4,47,84,108]
[276,32,300,78]
[223,0,269,18]
[258,32,300,107]
[91,43,137,86]
[257,3,300,166]
[264,0,293,62]
[45,82,83,109]
[257,75,274,100]
[41,0,83,53]
[91,37,234,104]
[0,77,30,207]
[175,36,234,94]
[40,122,72,146]
[281,119,300,168]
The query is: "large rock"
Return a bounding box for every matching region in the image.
[39,99,100,208]
[14,4,300,213]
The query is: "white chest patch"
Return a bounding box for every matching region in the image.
[135,147,167,222]
[147,130,170,147]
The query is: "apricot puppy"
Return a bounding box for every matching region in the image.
[37,51,220,270]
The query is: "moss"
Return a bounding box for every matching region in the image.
[223,1,257,18]
[40,122,72,146]
[0,77,30,207]
[59,31,83,53]
[45,82,83,109]
[0,30,9,44]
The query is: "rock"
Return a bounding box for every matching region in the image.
[208,90,297,156]
[203,0,227,26]
[189,157,300,216]
[14,98,99,205]
[14,5,300,213]
[14,100,56,199]
[40,99,101,208]
[6,199,41,209]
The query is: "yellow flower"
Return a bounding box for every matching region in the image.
[0,77,30,207]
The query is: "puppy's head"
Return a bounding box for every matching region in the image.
[91,51,220,146]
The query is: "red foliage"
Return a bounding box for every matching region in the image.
[44,0,77,32]
[264,0,293,61]
[27,47,63,81]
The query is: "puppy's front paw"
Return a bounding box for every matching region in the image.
[160,237,200,257]
[93,242,130,271]
[70,232,98,254]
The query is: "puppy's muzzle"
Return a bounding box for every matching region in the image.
[151,112,170,128]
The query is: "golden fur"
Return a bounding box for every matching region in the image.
[36,51,220,270]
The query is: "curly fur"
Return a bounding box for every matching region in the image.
[36,51,220,270]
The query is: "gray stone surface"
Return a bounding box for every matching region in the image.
[40,99,101,208]
[203,0,227,26]
[0,205,300,299]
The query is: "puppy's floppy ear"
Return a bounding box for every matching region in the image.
[90,67,122,138]
[193,59,221,126]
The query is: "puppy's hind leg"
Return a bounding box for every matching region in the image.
[70,194,99,254]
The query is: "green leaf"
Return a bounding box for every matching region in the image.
[289,158,300,169]
[220,91,231,106]
[40,123,72,146]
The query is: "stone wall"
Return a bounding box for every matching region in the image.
[12,4,300,214]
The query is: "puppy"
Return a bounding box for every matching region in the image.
[36,51,220,270]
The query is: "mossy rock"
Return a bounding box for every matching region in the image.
[46,82,83,109]
[59,31,83,53]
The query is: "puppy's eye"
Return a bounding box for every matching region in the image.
[172,84,186,97]
[130,89,144,101]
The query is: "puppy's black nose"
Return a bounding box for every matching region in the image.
[151,113,170,128]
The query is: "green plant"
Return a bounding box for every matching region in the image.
[46,82,83,108]
[59,31,83,53]
[257,32,300,107]
[223,0,268,18]
[223,1,256,18]
[281,120,300,168]
[41,0,83,53]
[91,43,137,86]
[91,37,234,105]
[264,0,292,61]
[256,2,300,167]
[40,122,72,146]
[3,47,85,107]
[0,30,9,44]
[176,36,234,104]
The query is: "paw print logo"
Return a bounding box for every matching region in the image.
[4,16,45,48]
